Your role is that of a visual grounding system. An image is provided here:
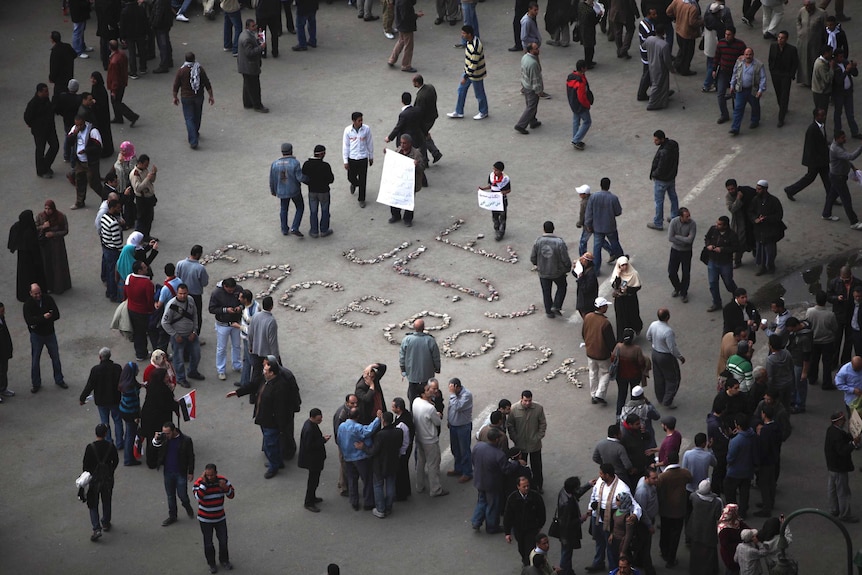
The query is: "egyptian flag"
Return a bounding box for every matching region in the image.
[179,389,197,421]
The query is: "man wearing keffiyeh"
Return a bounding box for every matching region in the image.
[172,52,215,150]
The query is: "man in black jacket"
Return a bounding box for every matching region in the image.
[49,31,77,102]
[208,278,243,382]
[825,411,861,523]
[413,74,442,164]
[83,423,119,541]
[150,0,174,73]
[0,303,13,402]
[24,84,59,179]
[298,408,331,512]
[23,283,67,393]
[302,144,336,238]
[386,92,427,159]
[119,0,148,78]
[504,475,547,566]
[704,216,739,312]
[747,180,785,276]
[80,347,124,449]
[784,108,830,200]
[152,421,195,526]
[722,288,762,343]
[647,130,679,231]
[366,411,403,518]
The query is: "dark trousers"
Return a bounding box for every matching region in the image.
[110,86,138,123]
[813,91,831,115]
[638,63,651,100]
[281,415,297,460]
[525,450,543,489]
[200,519,229,567]
[834,89,860,136]
[754,240,777,272]
[724,475,751,517]
[742,0,761,20]
[257,16,281,55]
[824,174,859,225]
[88,486,113,530]
[347,157,369,202]
[773,74,792,122]
[659,516,684,562]
[512,0,530,49]
[33,127,59,176]
[712,456,727,496]
[126,37,147,75]
[667,248,692,296]
[652,350,680,406]
[135,195,156,238]
[716,69,733,120]
[674,35,695,73]
[785,164,830,197]
[584,46,595,65]
[154,28,172,69]
[515,89,539,130]
[613,19,634,56]
[633,521,657,575]
[0,357,8,393]
[390,206,413,223]
[492,198,508,233]
[282,1,295,32]
[396,450,412,500]
[305,468,321,505]
[759,463,776,512]
[128,310,150,360]
[345,458,374,507]
[75,160,103,206]
[514,528,539,566]
[191,294,203,334]
[539,275,568,314]
[836,323,856,365]
[810,341,835,386]
[242,74,263,109]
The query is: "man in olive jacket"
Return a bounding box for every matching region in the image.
[506,390,547,492]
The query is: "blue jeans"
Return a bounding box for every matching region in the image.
[72,21,87,54]
[716,70,732,119]
[449,422,473,477]
[280,196,305,234]
[308,192,330,235]
[455,78,488,116]
[296,12,317,47]
[98,405,124,449]
[470,490,501,529]
[591,517,609,567]
[572,109,592,144]
[261,426,283,473]
[592,231,623,272]
[215,324,241,375]
[459,2,479,42]
[559,543,574,575]
[653,179,678,227]
[539,275,568,314]
[173,0,193,14]
[30,332,64,388]
[163,470,191,519]
[102,247,120,300]
[793,364,807,409]
[707,260,737,307]
[123,418,138,465]
[703,56,715,90]
[373,472,396,513]
[181,95,204,147]
[224,10,242,53]
[171,336,201,384]
[154,28,172,69]
[834,89,860,136]
[731,88,760,132]
[240,339,252,386]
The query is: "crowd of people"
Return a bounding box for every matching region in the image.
[10,0,862,573]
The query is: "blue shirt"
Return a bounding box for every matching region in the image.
[165,436,182,473]
[835,362,862,406]
[336,418,381,462]
[269,156,303,199]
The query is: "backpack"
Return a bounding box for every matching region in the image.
[90,442,114,490]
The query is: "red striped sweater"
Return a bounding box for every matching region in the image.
[193,475,235,522]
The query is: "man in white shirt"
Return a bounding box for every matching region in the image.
[411,382,448,497]
[69,114,103,210]
[342,112,374,208]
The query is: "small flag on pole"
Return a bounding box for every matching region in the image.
[179,389,197,421]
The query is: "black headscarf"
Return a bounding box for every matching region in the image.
[8,210,38,253]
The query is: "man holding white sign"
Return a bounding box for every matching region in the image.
[380,134,424,227]
[478,161,511,241]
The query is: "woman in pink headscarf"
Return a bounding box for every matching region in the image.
[718,503,749,575]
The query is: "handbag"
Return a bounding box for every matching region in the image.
[699,247,710,265]
[608,344,620,379]
[548,511,561,538]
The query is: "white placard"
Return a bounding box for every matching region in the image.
[477,189,504,211]
[851,169,862,185]
[377,150,416,211]
[851,409,862,439]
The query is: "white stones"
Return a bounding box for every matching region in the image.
[199,243,290,299]
[434,219,519,264]
[279,281,344,312]
[495,343,553,374]
[343,241,412,264]
[441,329,496,358]
[484,304,538,319]
[382,311,452,344]
[330,295,393,329]
[542,359,586,388]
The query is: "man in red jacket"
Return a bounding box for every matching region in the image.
[106,40,139,126]
[567,60,592,150]
[125,260,154,362]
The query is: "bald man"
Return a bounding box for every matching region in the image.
[23,283,67,393]
[399,319,441,404]
[835,356,862,412]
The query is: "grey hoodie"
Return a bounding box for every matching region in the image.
[765,349,794,390]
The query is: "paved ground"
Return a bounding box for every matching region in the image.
[3,0,862,573]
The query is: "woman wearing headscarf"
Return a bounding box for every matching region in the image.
[114,141,137,228]
[89,71,115,158]
[610,256,643,340]
[139,367,178,468]
[34,200,72,295]
[688,479,723,575]
[611,327,650,417]
[556,476,592,575]
[354,362,387,425]
[718,503,749,575]
[608,491,637,567]
[8,210,46,302]
[116,231,158,286]
[143,349,178,391]
[118,361,142,466]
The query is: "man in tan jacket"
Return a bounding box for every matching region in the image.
[666,0,703,75]
[583,297,617,406]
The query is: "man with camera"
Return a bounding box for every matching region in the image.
[161,283,205,388]
[152,421,195,526]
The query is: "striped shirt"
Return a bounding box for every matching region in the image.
[193,475,235,523]
[100,213,123,250]
[464,38,487,80]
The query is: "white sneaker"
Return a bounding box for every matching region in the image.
[218,372,226,380]
[822,215,840,221]
[446,112,464,118]
[78,53,89,59]
[384,32,395,39]
[852,222,862,230]
[473,112,488,120]
[176,13,189,22]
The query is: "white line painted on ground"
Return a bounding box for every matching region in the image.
[440,401,497,470]
[682,145,743,205]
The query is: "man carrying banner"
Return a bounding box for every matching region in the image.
[386,134,424,227]
[478,161,511,241]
